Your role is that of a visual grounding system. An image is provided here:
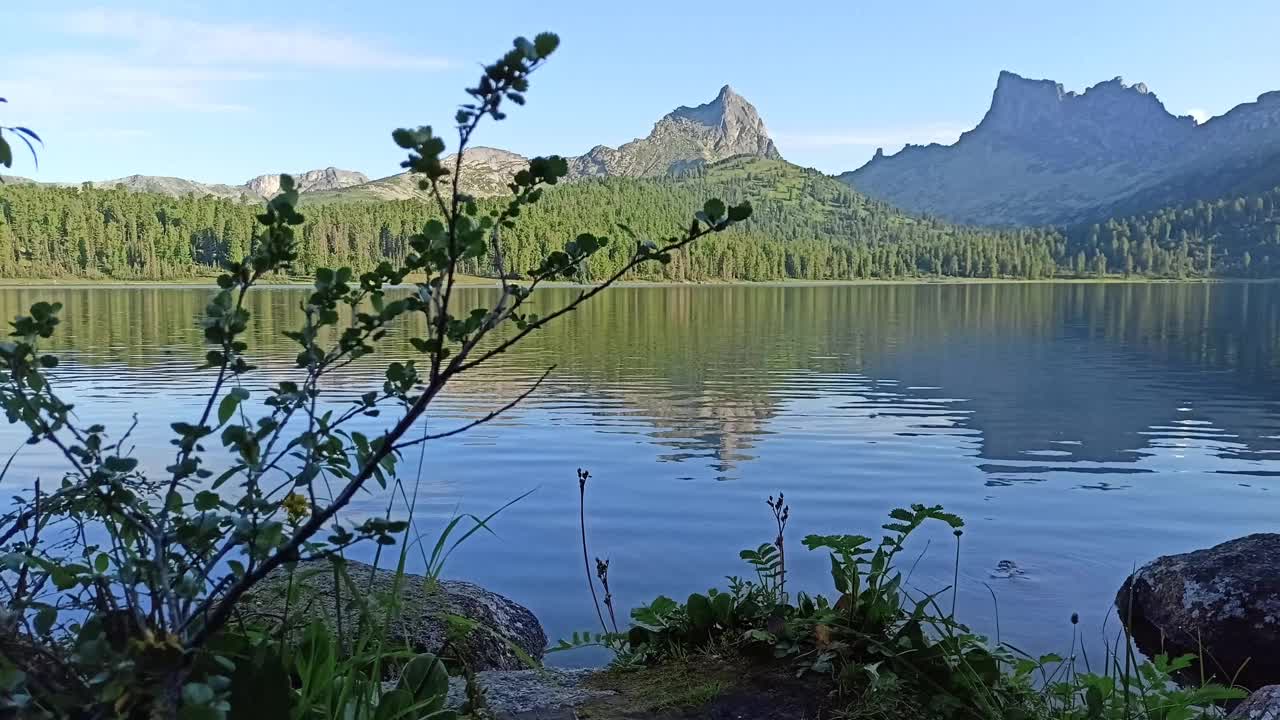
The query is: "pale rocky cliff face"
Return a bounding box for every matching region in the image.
[244,167,369,197]
[314,147,535,202]
[445,147,534,196]
[842,71,1280,225]
[94,168,369,200]
[567,85,781,179]
[97,175,259,200]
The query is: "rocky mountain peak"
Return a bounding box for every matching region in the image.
[985,72,1167,131]
[441,146,532,196]
[1201,91,1280,135]
[973,70,1194,157]
[842,70,1250,226]
[567,85,781,179]
[669,84,743,121]
[339,86,784,194]
[992,70,1065,102]
[665,85,780,159]
[445,146,528,167]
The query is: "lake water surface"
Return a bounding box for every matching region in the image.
[3,282,1279,665]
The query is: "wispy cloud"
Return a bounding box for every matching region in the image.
[3,54,258,113]
[1,8,453,116]
[63,128,151,141]
[1186,108,1211,124]
[59,8,453,71]
[773,124,967,151]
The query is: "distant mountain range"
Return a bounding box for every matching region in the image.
[841,71,1280,225]
[9,85,780,205]
[302,85,780,203]
[2,166,371,201]
[11,74,1280,234]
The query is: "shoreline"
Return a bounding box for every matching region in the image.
[0,275,1274,290]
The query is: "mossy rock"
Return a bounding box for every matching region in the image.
[577,660,835,720]
[240,560,545,671]
[1118,533,1280,689]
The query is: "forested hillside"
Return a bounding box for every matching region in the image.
[0,156,1271,281]
[1063,186,1280,277]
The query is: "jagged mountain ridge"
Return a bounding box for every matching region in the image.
[35,85,783,206]
[302,147,534,203]
[64,85,782,206]
[841,71,1280,226]
[304,85,783,203]
[69,167,371,201]
[97,174,260,201]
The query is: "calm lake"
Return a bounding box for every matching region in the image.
[3,281,1279,665]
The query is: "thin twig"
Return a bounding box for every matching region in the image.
[392,366,554,450]
[577,470,609,637]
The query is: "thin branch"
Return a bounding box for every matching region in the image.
[186,374,447,645]
[457,227,715,374]
[392,366,554,450]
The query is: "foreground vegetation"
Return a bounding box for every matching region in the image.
[567,490,1246,719]
[0,33,754,718]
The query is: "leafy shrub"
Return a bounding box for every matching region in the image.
[565,495,1244,720]
[0,33,750,719]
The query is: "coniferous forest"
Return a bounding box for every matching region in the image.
[1,156,1278,281]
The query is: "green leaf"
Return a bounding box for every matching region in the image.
[533,32,560,58]
[217,387,250,426]
[211,464,242,489]
[182,682,215,706]
[0,138,12,169]
[1085,684,1104,716]
[33,607,56,635]
[702,199,726,221]
[49,567,77,591]
[687,592,714,631]
[375,688,415,720]
[194,490,220,511]
[94,553,110,573]
[397,653,449,710]
[103,456,138,474]
[711,592,735,626]
[0,668,25,693]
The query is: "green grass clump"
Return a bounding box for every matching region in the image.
[560,492,1246,720]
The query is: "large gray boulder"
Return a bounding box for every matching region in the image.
[443,669,610,718]
[241,560,546,671]
[1117,534,1280,689]
[1230,686,1280,719]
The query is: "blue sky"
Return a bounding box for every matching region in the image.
[5,0,1278,184]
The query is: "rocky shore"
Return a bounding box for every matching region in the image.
[1117,534,1280,717]
[233,535,1280,719]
